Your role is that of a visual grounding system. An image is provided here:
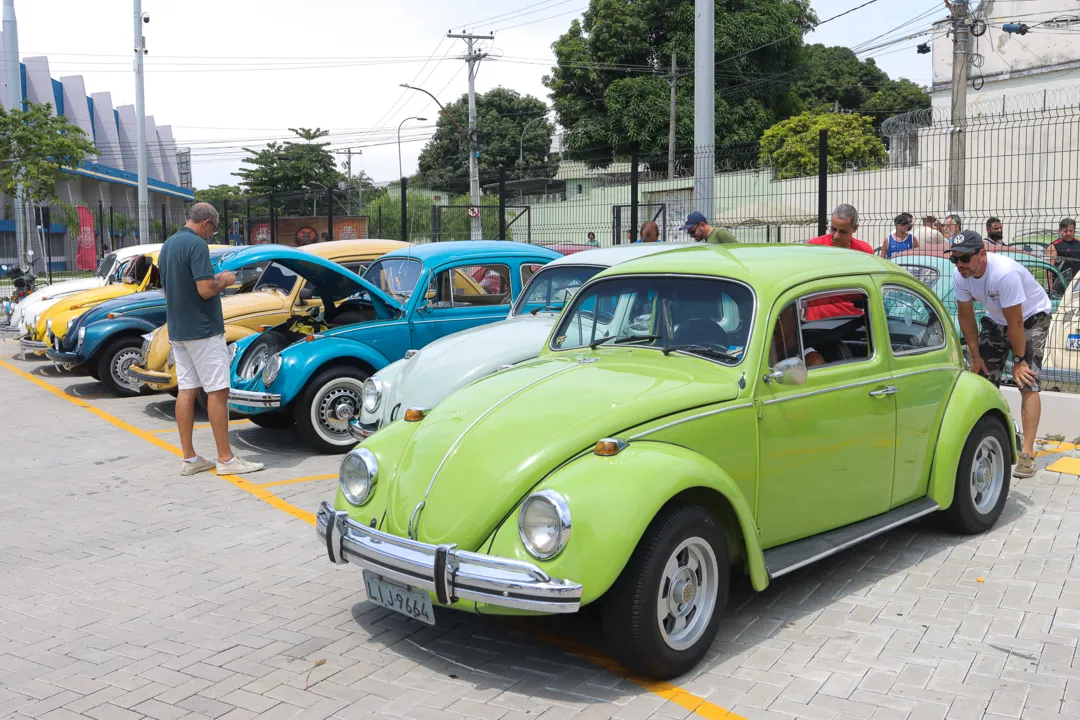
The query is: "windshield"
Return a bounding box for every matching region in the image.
[96,254,117,279]
[512,264,602,317]
[363,258,423,300]
[551,275,755,365]
[250,262,299,295]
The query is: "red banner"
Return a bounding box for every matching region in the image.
[76,205,98,271]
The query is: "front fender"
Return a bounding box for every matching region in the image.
[81,317,159,360]
[270,337,393,404]
[928,371,1017,510]
[223,324,257,344]
[482,441,767,612]
[357,358,406,426]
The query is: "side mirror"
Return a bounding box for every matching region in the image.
[764,357,807,385]
[297,287,314,305]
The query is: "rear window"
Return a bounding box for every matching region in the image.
[900,264,940,290]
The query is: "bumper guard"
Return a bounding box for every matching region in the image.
[315,501,582,613]
[229,388,281,408]
[127,366,173,385]
[348,417,377,440]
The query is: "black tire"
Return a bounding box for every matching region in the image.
[96,336,147,397]
[167,387,178,398]
[601,504,729,679]
[86,363,101,381]
[248,412,295,429]
[942,416,1011,534]
[294,365,369,454]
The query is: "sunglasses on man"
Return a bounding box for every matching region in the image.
[949,251,976,265]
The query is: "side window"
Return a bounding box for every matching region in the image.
[882,286,946,355]
[797,289,873,367]
[342,261,371,276]
[520,263,544,289]
[450,264,511,306]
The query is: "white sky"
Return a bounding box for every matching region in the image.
[11,0,941,189]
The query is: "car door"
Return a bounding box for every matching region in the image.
[878,279,959,507]
[409,261,514,348]
[756,278,897,548]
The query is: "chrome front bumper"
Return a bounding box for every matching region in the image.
[348,417,377,440]
[0,324,22,338]
[45,348,78,363]
[229,388,281,408]
[315,501,582,613]
[19,337,46,350]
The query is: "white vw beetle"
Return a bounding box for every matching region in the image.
[1,243,163,339]
[352,242,689,438]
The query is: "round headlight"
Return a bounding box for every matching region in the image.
[362,377,383,413]
[166,348,175,367]
[339,448,378,506]
[263,353,282,386]
[518,490,571,560]
[46,318,53,333]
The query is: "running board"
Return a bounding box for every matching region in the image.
[763,497,940,580]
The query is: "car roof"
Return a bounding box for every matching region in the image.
[543,241,695,269]
[378,240,562,262]
[299,239,412,259]
[599,243,905,289]
[114,243,163,259]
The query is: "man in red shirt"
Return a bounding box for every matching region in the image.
[805,204,874,320]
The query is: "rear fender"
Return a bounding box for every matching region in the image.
[482,441,766,610]
[927,371,1018,509]
[273,337,392,404]
[223,324,257,344]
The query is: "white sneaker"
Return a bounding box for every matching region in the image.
[216,456,265,475]
[180,456,216,476]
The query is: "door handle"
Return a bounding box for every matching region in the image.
[869,385,897,397]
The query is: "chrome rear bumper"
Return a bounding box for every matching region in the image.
[315,501,582,613]
[18,337,46,350]
[229,388,281,408]
[0,324,22,338]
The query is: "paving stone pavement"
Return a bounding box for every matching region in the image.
[3,338,1080,720]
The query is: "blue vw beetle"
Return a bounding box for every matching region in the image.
[228,241,562,452]
[45,246,242,395]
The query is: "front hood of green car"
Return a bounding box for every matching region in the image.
[381,351,743,550]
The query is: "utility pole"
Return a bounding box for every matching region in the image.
[947,0,970,216]
[3,0,26,265]
[693,0,714,216]
[667,52,677,181]
[447,30,492,241]
[133,0,149,245]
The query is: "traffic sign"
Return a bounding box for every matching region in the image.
[467,206,480,218]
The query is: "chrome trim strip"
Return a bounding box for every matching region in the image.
[768,501,940,579]
[410,316,506,325]
[228,388,282,408]
[762,376,890,405]
[423,361,575,498]
[891,366,956,380]
[629,403,754,440]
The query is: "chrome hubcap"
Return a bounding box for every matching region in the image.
[970,435,1005,513]
[656,537,718,651]
[314,382,363,440]
[112,348,143,390]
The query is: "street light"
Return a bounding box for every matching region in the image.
[398,116,428,180]
[519,114,549,174]
[400,83,463,131]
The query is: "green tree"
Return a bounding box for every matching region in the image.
[860,78,931,123]
[544,0,816,168]
[759,111,887,179]
[0,101,97,202]
[194,183,247,206]
[233,127,343,198]
[790,45,888,113]
[414,88,557,189]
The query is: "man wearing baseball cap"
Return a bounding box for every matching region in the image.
[680,211,737,244]
[950,229,1053,478]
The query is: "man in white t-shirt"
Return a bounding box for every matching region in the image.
[949,230,1053,478]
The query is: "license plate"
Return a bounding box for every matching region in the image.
[362,571,435,625]
[1068,334,1080,351]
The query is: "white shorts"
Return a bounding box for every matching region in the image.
[173,333,231,393]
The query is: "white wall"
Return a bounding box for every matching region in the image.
[89,92,123,169]
[21,56,53,114]
[115,105,138,174]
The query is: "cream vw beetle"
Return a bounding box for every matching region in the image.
[354,243,689,437]
[1,244,163,339]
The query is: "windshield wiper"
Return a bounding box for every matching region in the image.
[661,343,740,362]
[589,333,661,349]
[530,305,562,315]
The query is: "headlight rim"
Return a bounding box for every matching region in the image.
[262,353,282,386]
[166,347,175,368]
[339,447,378,506]
[518,489,572,560]
[362,377,383,413]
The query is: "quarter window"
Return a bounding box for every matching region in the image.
[882,286,946,355]
[520,263,544,289]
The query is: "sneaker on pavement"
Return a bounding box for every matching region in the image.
[1013,452,1036,478]
[216,456,265,475]
[181,456,216,476]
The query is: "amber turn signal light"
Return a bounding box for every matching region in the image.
[594,438,628,456]
[404,407,427,422]
[107,313,117,319]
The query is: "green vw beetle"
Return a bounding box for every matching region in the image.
[317,243,1019,679]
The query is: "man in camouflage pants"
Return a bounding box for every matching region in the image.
[950,230,1054,478]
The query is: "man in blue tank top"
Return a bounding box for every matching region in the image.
[880,212,919,259]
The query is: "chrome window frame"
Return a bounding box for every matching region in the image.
[428,262,514,310]
[511,262,605,317]
[548,272,757,368]
[880,283,948,358]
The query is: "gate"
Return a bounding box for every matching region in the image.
[612,203,667,245]
[431,204,531,243]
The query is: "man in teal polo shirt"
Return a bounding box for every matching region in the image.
[160,202,263,476]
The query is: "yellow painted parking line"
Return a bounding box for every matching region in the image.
[149,419,252,434]
[1036,441,1079,458]
[2,355,727,715]
[1047,457,1080,476]
[0,357,314,526]
[260,474,337,488]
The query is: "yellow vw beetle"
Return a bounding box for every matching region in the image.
[127,239,410,400]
